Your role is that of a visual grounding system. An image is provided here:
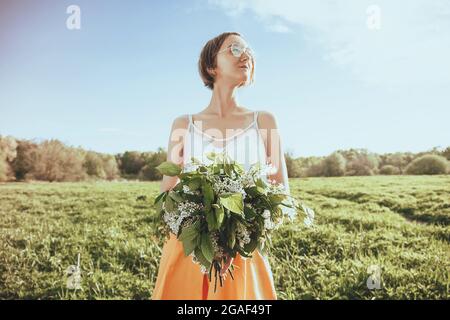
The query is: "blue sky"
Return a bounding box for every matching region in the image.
[1,0,449,157]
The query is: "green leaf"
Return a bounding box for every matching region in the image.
[191,157,202,165]
[164,194,175,212]
[224,162,231,176]
[169,191,184,203]
[153,191,166,205]
[206,152,218,161]
[233,163,244,175]
[179,220,200,242]
[206,209,217,231]
[188,178,201,190]
[246,186,265,197]
[227,220,236,249]
[243,237,258,253]
[269,194,286,205]
[154,192,167,215]
[214,205,225,228]
[181,236,197,256]
[202,181,214,207]
[219,193,244,215]
[244,206,256,219]
[155,161,182,176]
[257,186,266,194]
[194,247,211,270]
[201,233,214,263]
[255,178,267,189]
[237,246,253,258]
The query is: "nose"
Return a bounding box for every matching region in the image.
[240,49,250,61]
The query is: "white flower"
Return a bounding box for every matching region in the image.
[163,200,203,235]
[262,209,271,219]
[183,162,199,173]
[182,184,198,195]
[264,218,275,230]
[236,223,251,248]
[211,175,247,199]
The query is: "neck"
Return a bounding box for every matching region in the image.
[206,83,239,118]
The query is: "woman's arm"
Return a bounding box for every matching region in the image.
[258,111,290,193]
[159,115,189,193]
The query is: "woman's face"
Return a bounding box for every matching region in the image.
[212,35,253,88]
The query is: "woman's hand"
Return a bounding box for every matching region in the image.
[220,253,233,276]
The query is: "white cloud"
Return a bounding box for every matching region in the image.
[266,23,292,33]
[207,0,450,87]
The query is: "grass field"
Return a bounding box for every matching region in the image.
[0,176,448,299]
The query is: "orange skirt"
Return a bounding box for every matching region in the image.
[151,233,277,300]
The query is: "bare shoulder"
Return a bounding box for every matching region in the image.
[165,114,190,165]
[257,110,278,129]
[170,114,190,131]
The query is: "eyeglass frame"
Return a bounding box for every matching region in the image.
[216,42,254,58]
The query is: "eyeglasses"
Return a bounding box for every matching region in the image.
[217,42,254,58]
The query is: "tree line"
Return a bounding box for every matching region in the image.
[285,147,450,178]
[0,134,448,182]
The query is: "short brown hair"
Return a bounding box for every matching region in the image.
[198,32,255,90]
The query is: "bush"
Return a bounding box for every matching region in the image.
[139,148,167,181]
[285,152,302,178]
[405,154,449,175]
[343,149,379,176]
[83,152,106,179]
[0,135,18,182]
[29,139,87,182]
[118,151,145,175]
[379,152,414,174]
[102,155,120,180]
[379,165,401,175]
[322,152,346,177]
[11,139,38,180]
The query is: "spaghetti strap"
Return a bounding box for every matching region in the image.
[253,111,259,129]
[188,114,193,125]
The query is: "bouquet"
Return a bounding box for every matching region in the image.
[153,151,314,292]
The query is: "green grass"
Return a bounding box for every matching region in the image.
[0,176,449,299]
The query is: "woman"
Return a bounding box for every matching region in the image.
[151,32,290,300]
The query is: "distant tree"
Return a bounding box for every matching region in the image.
[139,147,167,180]
[341,148,379,176]
[118,151,145,175]
[285,151,302,178]
[379,164,401,175]
[405,154,449,175]
[0,135,18,181]
[305,157,325,177]
[322,152,346,177]
[441,147,450,161]
[30,139,86,182]
[101,154,120,180]
[379,152,413,174]
[11,139,38,180]
[83,151,106,179]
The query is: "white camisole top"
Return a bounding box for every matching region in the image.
[183,111,267,172]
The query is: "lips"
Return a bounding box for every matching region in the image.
[239,65,249,70]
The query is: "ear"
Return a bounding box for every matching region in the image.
[207,67,216,77]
